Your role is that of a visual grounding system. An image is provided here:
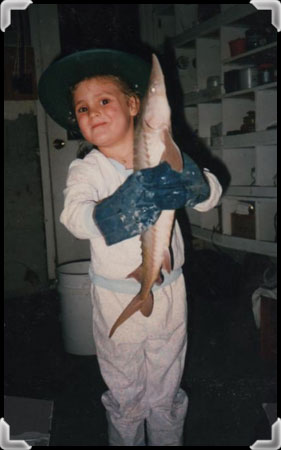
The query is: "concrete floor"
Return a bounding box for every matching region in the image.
[4,250,277,446]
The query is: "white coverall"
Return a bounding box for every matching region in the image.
[60,149,222,446]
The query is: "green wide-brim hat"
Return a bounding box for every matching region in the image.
[38,49,151,131]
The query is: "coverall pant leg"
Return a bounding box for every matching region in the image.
[91,275,188,446]
[145,325,188,446]
[92,285,148,446]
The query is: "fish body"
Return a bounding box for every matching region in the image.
[109,55,183,338]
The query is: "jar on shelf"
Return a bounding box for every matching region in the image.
[240,111,255,133]
[258,64,275,84]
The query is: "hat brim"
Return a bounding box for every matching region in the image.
[38,49,151,132]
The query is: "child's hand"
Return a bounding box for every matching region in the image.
[94,156,210,245]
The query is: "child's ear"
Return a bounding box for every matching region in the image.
[128,96,140,117]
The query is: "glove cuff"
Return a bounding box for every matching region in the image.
[182,153,210,207]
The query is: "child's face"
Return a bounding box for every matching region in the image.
[73,77,139,150]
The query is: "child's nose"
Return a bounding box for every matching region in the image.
[89,106,101,117]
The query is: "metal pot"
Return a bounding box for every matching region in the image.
[239,67,258,89]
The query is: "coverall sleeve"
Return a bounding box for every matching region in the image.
[193,169,222,212]
[60,158,104,240]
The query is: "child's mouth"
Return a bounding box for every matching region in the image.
[92,122,107,129]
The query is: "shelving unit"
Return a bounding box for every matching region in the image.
[139,4,277,257]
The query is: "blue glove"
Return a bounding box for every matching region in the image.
[94,153,210,245]
[146,153,210,209]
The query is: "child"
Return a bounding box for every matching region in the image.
[38,49,222,446]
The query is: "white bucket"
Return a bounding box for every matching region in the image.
[57,260,96,355]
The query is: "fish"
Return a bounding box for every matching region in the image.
[109,54,183,338]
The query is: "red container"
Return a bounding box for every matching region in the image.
[229,38,246,57]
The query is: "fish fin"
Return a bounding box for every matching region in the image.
[140,291,154,317]
[162,248,172,273]
[161,129,183,173]
[109,294,144,338]
[126,265,143,283]
[155,271,164,285]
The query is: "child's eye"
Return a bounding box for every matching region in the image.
[100,98,110,106]
[77,106,88,113]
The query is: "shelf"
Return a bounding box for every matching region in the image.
[184,88,222,106]
[223,194,276,203]
[171,4,254,47]
[190,225,277,257]
[225,186,277,198]
[148,3,278,258]
[184,81,276,106]
[223,82,277,98]
[212,129,277,148]
[223,41,277,65]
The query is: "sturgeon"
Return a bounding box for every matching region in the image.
[109,54,183,338]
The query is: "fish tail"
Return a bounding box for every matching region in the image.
[140,291,154,317]
[109,292,154,338]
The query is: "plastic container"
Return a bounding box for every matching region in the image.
[57,260,96,355]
